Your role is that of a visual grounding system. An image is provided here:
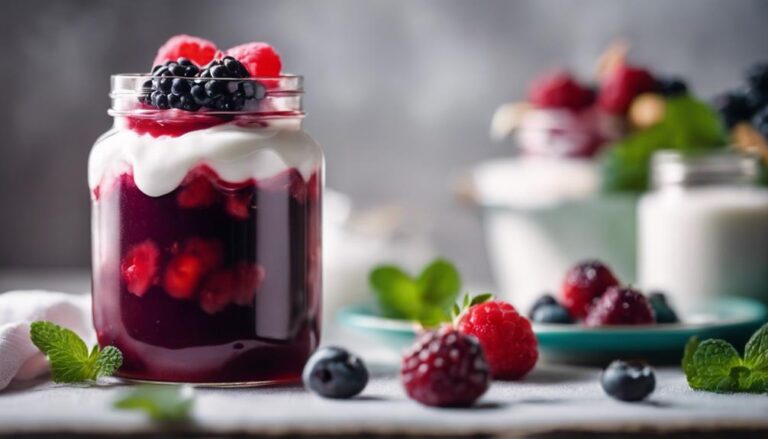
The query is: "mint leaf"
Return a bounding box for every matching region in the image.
[682,323,768,394]
[30,321,123,383]
[114,384,193,421]
[369,259,462,327]
[417,259,461,310]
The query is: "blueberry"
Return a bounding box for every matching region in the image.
[532,303,574,324]
[746,62,768,95]
[647,291,679,324]
[302,346,368,399]
[657,77,688,97]
[601,360,655,402]
[528,294,557,318]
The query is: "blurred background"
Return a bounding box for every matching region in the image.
[1,0,768,285]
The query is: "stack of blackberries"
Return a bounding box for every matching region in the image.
[141,56,266,112]
[714,62,768,137]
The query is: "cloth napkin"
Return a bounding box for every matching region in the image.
[0,290,91,391]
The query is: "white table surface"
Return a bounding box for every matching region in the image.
[1,269,767,438]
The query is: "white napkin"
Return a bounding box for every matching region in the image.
[0,290,91,390]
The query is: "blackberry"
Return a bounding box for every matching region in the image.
[142,57,200,111]
[752,107,768,139]
[193,56,265,112]
[656,77,688,97]
[746,62,768,95]
[714,91,755,129]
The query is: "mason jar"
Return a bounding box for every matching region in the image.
[638,151,768,312]
[89,73,323,384]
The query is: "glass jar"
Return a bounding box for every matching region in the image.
[638,151,768,312]
[89,74,323,384]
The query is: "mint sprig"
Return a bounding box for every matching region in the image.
[682,322,768,393]
[30,321,123,383]
[370,258,461,327]
[451,293,494,321]
[114,384,194,421]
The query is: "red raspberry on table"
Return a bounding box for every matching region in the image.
[226,42,282,77]
[529,71,595,110]
[561,260,620,320]
[457,301,538,380]
[163,253,205,300]
[401,327,490,407]
[598,64,657,114]
[153,34,218,67]
[121,240,160,297]
[585,286,656,326]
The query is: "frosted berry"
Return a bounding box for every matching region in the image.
[401,327,490,407]
[561,260,620,320]
[585,286,656,326]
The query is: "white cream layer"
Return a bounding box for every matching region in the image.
[89,119,322,197]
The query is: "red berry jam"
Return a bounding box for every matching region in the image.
[92,166,322,383]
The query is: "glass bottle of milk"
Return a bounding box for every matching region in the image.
[638,151,768,312]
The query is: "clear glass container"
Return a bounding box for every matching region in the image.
[89,74,323,384]
[638,151,768,311]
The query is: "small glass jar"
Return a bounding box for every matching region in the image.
[89,74,323,384]
[638,151,768,312]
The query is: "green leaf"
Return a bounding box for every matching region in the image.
[682,336,700,378]
[686,339,744,393]
[744,323,768,371]
[417,259,461,309]
[470,293,494,306]
[29,321,123,383]
[114,384,194,422]
[369,266,422,320]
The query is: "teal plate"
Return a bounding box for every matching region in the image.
[338,297,768,365]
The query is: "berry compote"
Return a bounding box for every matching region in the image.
[91,50,322,384]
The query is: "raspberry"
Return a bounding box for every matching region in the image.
[598,64,657,114]
[585,286,656,326]
[183,237,223,272]
[561,260,619,320]
[121,240,160,297]
[177,173,219,208]
[153,35,218,68]
[163,253,205,300]
[199,270,235,314]
[224,192,253,219]
[529,71,594,110]
[457,301,538,380]
[225,42,282,77]
[401,327,490,407]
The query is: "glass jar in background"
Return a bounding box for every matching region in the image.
[638,151,768,312]
[90,74,323,384]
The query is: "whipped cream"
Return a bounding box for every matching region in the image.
[89,119,323,197]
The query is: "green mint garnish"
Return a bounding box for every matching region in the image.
[682,322,768,393]
[370,258,461,328]
[451,292,494,321]
[114,384,194,422]
[30,321,123,383]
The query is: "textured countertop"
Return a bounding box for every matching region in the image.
[1,270,767,438]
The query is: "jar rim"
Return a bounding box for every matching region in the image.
[651,150,760,189]
[109,74,304,117]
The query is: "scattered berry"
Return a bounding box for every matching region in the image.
[528,294,557,318]
[532,303,574,324]
[598,64,657,114]
[585,286,656,326]
[153,34,218,68]
[529,71,594,110]
[752,107,768,139]
[601,360,656,402]
[163,253,205,299]
[713,91,755,129]
[303,347,369,399]
[561,260,620,320]
[457,300,538,380]
[401,327,490,407]
[745,62,768,95]
[121,240,160,297]
[647,292,679,324]
[226,42,282,77]
[656,77,688,97]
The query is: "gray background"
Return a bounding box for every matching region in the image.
[1,0,767,283]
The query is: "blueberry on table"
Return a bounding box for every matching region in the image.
[601,360,656,402]
[531,303,574,324]
[302,347,368,399]
[647,291,679,324]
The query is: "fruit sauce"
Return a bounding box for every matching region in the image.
[92,165,322,383]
